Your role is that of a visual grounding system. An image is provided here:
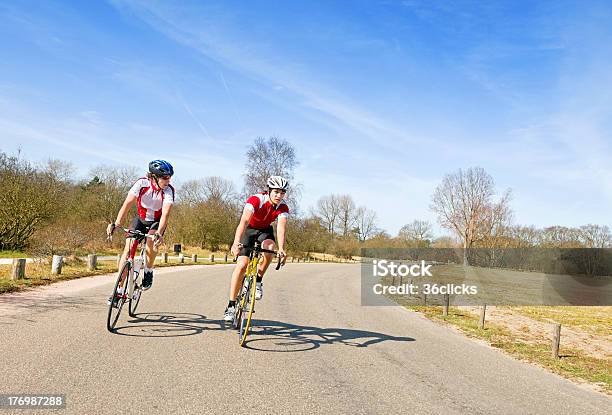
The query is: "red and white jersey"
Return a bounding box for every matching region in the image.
[128,177,175,222]
[244,192,289,229]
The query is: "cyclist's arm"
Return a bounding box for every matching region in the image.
[276,215,288,253]
[232,208,253,248]
[113,194,137,226]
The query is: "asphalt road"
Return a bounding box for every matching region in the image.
[0,264,609,414]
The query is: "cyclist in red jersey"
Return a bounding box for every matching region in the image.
[106,160,175,291]
[224,176,289,322]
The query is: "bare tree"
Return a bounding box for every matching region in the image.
[313,195,340,236]
[179,180,207,206]
[508,225,540,247]
[578,224,612,248]
[244,136,298,190]
[354,207,378,241]
[398,220,434,246]
[337,195,356,237]
[201,176,238,204]
[42,159,75,183]
[430,167,513,263]
[180,176,238,206]
[88,165,139,223]
[538,226,582,248]
[476,190,513,248]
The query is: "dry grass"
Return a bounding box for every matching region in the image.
[0,254,233,294]
[404,304,611,394]
[0,259,118,293]
[513,306,612,336]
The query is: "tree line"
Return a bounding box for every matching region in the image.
[1,143,610,258]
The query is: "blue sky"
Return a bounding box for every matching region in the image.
[1,0,611,235]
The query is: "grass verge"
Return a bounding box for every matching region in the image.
[513,306,611,336]
[0,259,232,294]
[405,304,611,394]
[0,250,29,258]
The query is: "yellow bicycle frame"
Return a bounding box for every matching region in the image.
[238,254,258,310]
[238,252,261,346]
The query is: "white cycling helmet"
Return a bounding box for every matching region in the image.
[267,176,289,191]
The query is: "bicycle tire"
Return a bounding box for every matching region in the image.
[238,274,257,347]
[128,277,142,317]
[107,262,130,332]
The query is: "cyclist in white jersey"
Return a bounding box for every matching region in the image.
[106,160,175,290]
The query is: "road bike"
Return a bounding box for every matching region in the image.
[232,242,283,347]
[106,227,156,332]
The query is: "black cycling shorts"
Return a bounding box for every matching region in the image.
[239,225,275,257]
[129,217,159,236]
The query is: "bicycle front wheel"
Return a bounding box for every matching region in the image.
[107,262,130,332]
[233,277,249,330]
[128,281,142,317]
[238,275,257,347]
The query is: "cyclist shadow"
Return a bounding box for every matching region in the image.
[112,312,226,337]
[243,319,415,352]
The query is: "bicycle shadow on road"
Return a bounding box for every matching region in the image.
[242,319,415,352]
[112,311,226,337]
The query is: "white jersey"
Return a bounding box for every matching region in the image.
[128,177,175,222]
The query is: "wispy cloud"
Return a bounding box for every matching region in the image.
[218,70,243,127]
[109,1,429,152]
[178,94,212,141]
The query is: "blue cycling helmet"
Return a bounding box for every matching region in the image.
[148,159,174,176]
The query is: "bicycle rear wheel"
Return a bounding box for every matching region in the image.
[107,262,130,332]
[238,274,257,347]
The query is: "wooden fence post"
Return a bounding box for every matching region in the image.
[552,324,561,358]
[11,258,26,280]
[163,252,168,263]
[209,254,214,263]
[87,254,97,271]
[479,305,487,329]
[192,254,198,263]
[116,254,121,268]
[179,254,184,263]
[443,294,450,316]
[51,255,63,275]
[224,253,228,262]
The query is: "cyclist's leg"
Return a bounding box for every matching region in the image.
[144,238,156,268]
[256,226,277,278]
[229,256,249,301]
[118,216,142,272]
[228,226,257,301]
[118,238,131,272]
[257,239,276,278]
[144,221,159,269]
